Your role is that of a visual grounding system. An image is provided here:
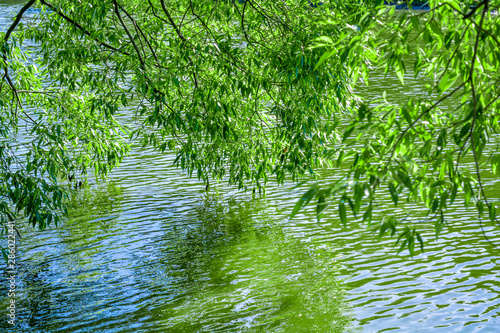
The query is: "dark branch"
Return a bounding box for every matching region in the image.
[3,0,36,42]
[113,0,145,69]
[40,0,129,56]
[463,0,488,19]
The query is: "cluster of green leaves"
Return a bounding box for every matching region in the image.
[0,0,129,253]
[6,0,499,256]
[1,0,383,250]
[295,0,500,254]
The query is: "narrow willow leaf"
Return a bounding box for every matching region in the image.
[397,170,413,192]
[489,204,496,224]
[339,201,347,227]
[316,192,328,222]
[363,203,373,225]
[314,50,334,71]
[290,185,319,219]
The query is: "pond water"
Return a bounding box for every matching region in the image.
[1,2,500,332]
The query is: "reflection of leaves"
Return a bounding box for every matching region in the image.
[68,182,122,213]
[151,192,352,332]
[191,194,256,240]
[64,182,122,232]
[157,193,269,286]
[163,220,351,331]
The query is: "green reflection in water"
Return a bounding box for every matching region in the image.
[0,182,125,332]
[1,187,353,332]
[143,195,353,332]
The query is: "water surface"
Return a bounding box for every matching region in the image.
[1,2,499,332]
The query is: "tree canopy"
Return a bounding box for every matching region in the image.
[294,0,500,254]
[1,0,500,256]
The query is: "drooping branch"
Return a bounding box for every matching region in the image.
[463,0,488,19]
[40,0,129,56]
[1,0,38,124]
[467,2,498,226]
[385,82,466,170]
[113,0,145,70]
[159,0,187,42]
[3,0,36,42]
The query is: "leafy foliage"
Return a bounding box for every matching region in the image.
[296,0,500,255]
[1,0,129,239]
[0,1,379,238]
[2,0,500,256]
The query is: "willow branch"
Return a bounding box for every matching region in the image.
[386,82,466,169]
[40,0,129,56]
[113,0,145,69]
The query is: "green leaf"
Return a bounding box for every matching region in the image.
[397,169,413,192]
[363,203,373,225]
[316,191,328,221]
[429,20,442,36]
[290,184,319,219]
[438,72,458,93]
[342,124,356,143]
[464,182,473,207]
[396,65,405,85]
[388,182,398,206]
[492,155,500,176]
[460,123,471,139]
[489,204,496,224]
[339,200,347,227]
[401,107,412,125]
[314,50,334,71]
